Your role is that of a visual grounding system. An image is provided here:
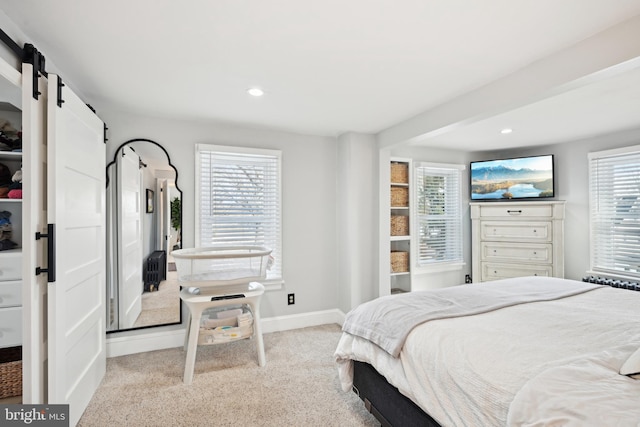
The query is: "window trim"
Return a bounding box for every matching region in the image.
[588,143,640,280]
[413,162,465,273]
[195,143,283,288]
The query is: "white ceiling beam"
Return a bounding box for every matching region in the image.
[377,14,640,149]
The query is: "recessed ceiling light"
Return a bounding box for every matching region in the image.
[500,128,513,134]
[247,87,264,97]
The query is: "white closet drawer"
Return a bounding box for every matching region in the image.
[0,280,21,308]
[477,204,553,218]
[482,262,552,281]
[0,306,22,348]
[480,221,551,242]
[0,251,22,281]
[481,242,552,264]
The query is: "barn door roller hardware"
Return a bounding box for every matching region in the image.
[56,76,65,107]
[35,224,56,283]
[23,43,47,100]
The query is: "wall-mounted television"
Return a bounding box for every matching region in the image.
[470,154,554,200]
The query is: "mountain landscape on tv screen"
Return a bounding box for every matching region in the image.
[471,164,553,199]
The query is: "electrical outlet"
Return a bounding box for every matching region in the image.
[287,293,295,305]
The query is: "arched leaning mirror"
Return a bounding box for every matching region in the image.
[106,138,182,332]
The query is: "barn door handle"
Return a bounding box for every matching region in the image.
[35,223,56,282]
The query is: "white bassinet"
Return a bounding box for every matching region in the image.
[172,245,272,289]
[173,245,273,384]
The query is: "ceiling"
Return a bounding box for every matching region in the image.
[1,0,640,151]
[422,65,640,151]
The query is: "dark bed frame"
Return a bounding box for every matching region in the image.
[352,361,441,427]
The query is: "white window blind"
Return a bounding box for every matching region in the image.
[196,144,282,281]
[589,146,640,279]
[414,163,464,266]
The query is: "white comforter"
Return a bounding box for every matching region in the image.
[335,279,640,427]
[342,277,599,357]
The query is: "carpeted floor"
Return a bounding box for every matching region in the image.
[133,271,181,328]
[78,324,379,426]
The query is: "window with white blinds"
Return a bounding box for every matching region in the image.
[414,163,464,266]
[589,145,640,279]
[196,144,282,282]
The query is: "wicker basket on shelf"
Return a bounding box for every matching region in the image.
[390,187,409,207]
[390,162,408,183]
[0,346,22,399]
[0,360,22,399]
[390,251,409,273]
[390,215,409,236]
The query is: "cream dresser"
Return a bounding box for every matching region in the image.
[470,201,565,283]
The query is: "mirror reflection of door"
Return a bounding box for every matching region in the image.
[106,139,182,332]
[160,179,169,253]
[158,178,181,251]
[117,146,143,329]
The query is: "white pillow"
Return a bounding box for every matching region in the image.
[620,347,640,379]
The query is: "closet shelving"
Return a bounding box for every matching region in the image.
[0,100,23,402]
[0,150,23,258]
[390,158,411,293]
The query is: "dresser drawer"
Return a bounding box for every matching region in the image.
[481,262,552,281]
[477,204,553,218]
[480,221,551,242]
[0,306,22,348]
[0,251,22,281]
[0,280,21,308]
[481,242,552,263]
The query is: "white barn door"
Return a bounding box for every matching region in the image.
[21,63,48,404]
[46,74,106,426]
[117,146,142,329]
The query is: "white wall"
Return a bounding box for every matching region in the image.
[337,132,378,312]
[475,126,640,281]
[102,110,340,321]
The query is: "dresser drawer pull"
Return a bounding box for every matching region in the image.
[507,210,522,215]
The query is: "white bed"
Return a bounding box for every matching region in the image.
[335,276,640,426]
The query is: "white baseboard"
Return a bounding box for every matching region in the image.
[106,309,346,358]
[106,328,185,358]
[261,308,345,333]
